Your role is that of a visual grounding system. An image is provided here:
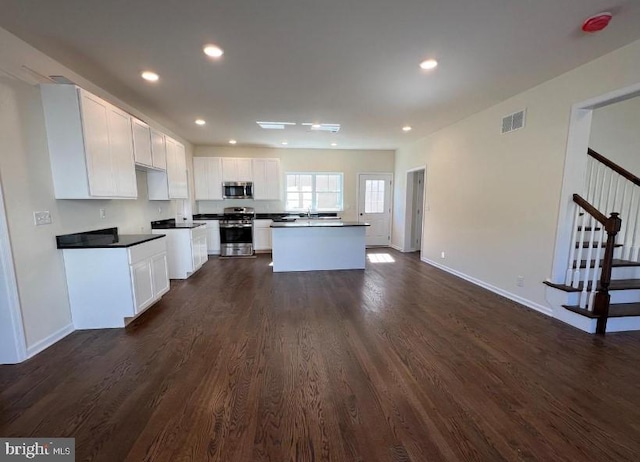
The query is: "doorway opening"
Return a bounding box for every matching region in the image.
[404,167,426,254]
[551,82,640,283]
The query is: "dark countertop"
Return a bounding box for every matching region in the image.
[193,213,340,222]
[151,219,206,229]
[271,221,368,228]
[57,227,165,249]
[192,214,225,220]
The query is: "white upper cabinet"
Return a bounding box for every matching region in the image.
[132,118,153,167]
[221,158,253,182]
[108,106,138,198]
[252,158,281,200]
[150,128,167,170]
[168,139,189,199]
[147,136,189,200]
[40,84,137,199]
[193,157,223,200]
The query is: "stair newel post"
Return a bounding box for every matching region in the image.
[594,212,622,334]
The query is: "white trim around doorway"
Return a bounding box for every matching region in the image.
[0,177,27,364]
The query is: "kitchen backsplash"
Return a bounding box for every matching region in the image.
[197,199,283,214]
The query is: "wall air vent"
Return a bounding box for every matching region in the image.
[256,121,296,130]
[501,109,526,134]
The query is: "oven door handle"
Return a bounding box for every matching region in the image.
[221,224,253,228]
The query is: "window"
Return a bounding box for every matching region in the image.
[286,173,343,212]
[364,179,385,213]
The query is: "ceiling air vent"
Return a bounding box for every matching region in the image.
[256,121,296,130]
[501,109,526,134]
[301,123,341,133]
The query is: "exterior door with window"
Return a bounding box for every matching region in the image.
[358,174,392,246]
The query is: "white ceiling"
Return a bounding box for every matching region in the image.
[1,0,639,150]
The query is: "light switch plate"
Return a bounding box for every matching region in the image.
[34,211,52,226]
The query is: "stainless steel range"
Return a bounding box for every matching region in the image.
[220,206,255,257]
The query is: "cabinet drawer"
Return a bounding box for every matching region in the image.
[128,236,167,264]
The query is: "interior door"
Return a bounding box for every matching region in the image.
[358,173,393,246]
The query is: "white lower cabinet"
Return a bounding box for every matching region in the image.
[151,253,170,295]
[202,220,221,255]
[152,224,208,279]
[253,219,273,252]
[62,237,170,329]
[131,259,155,313]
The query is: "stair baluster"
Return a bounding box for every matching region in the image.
[572,213,588,288]
[588,227,605,311]
[566,207,581,286]
[580,214,596,308]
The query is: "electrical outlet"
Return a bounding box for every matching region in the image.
[33,211,52,226]
[157,207,162,214]
[441,251,445,259]
[516,276,524,287]
[99,208,106,219]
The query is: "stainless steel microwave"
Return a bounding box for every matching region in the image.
[222,182,253,199]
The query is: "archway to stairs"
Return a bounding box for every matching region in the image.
[550,82,640,284]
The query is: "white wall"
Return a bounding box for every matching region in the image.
[393,39,640,312]
[194,146,394,222]
[590,95,640,175]
[0,27,194,355]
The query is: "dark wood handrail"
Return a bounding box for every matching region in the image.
[588,148,640,187]
[573,194,608,225]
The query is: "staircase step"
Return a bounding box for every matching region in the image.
[562,303,640,319]
[544,279,640,292]
[576,242,623,248]
[573,258,640,269]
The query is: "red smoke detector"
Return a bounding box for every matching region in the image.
[582,12,612,33]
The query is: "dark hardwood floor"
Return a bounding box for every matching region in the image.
[2,249,640,461]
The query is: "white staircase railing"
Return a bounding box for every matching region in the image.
[565,202,604,310]
[586,149,640,262]
[565,193,621,333]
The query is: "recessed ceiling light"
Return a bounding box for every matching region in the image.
[141,71,159,82]
[282,141,288,146]
[229,139,237,145]
[331,143,337,147]
[195,119,206,126]
[419,59,438,70]
[203,44,224,58]
[402,126,412,132]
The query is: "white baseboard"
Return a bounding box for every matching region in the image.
[390,243,404,252]
[421,257,553,317]
[26,323,74,358]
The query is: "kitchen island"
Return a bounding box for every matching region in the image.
[270,221,369,272]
